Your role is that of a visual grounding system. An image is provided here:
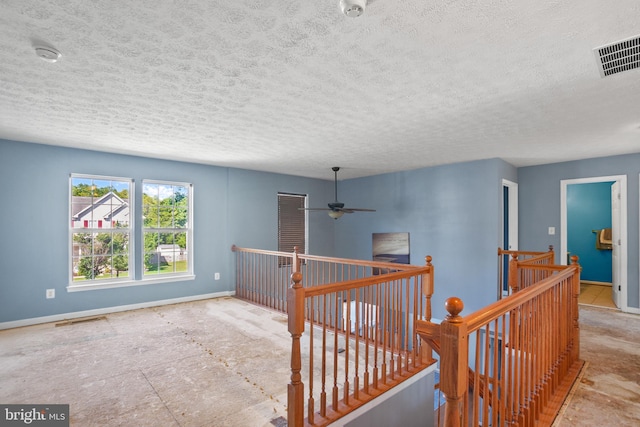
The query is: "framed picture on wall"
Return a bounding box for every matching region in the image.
[372,232,410,273]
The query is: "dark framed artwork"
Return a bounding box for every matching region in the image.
[372,232,410,265]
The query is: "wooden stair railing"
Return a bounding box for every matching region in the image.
[417,256,583,427]
[498,246,555,298]
[231,246,437,426]
[232,244,426,313]
[286,252,436,427]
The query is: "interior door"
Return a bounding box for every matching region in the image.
[611,181,621,308]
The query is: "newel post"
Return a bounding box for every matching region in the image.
[421,255,436,364]
[287,266,305,427]
[508,254,519,293]
[440,297,468,427]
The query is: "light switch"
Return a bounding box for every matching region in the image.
[548,227,555,235]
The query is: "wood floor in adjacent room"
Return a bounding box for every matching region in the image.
[1,298,639,426]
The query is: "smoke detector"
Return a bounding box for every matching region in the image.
[34,45,62,63]
[340,0,367,18]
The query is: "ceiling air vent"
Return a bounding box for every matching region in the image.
[593,34,640,78]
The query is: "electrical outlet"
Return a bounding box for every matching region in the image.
[46,289,55,299]
[214,272,220,280]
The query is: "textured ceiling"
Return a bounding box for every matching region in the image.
[1,0,639,180]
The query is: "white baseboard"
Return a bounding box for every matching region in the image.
[623,306,640,315]
[0,291,236,330]
[580,280,612,287]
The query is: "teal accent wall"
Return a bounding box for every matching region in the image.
[567,182,613,283]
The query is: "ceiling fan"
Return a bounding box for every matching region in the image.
[303,167,376,219]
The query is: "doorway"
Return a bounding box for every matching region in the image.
[500,179,518,298]
[560,176,627,311]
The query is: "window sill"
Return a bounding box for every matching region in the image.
[67,275,196,292]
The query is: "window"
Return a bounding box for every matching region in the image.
[278,193,307,266]
[143,181,192,277]
[70,175,132,284]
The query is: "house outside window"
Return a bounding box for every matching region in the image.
[143,181,193,277]
[70,175,132,284]
[277,192,307,266]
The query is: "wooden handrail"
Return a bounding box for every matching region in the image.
[498,246,555,298]
[303,267,431,298]
[232,244,423,271]
[466,266,575,333]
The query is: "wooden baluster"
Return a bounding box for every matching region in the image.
[332,292,339,411]
[440,297,468,427]
[570,255,580,363]
[307,296,315,425]
[287,269,305,427]
[320,294,328,418]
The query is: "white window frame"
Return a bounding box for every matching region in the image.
[68,173,135,291]
[142,180,194,281]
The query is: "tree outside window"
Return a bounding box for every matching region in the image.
[70,175,132,282]
[143,181,192,276]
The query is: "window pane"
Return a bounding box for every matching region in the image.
[72,256,84,281]
[112,232,129,255]
[143,205,158,228]
[70,175,132,285]
[175,208,188,228]
[158,207,174,228]
[142,181,192,277]
[144,231,159,274]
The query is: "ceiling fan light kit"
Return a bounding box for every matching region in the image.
[328,210,345,219]
[303,166,375,219]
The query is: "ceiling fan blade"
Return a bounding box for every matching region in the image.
[343,208,376,212]
[301,167,376,217]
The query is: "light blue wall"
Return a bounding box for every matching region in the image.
[335,158,517,320]
[0,139,335,324]
[567,182,613,283]
[227,168,335,255]
[15,133,627,323]
[519,154,640,309]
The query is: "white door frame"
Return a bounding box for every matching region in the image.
[611,181,621,308]
[560,175,628,312]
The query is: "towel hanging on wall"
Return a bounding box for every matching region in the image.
[594,228,612,250]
